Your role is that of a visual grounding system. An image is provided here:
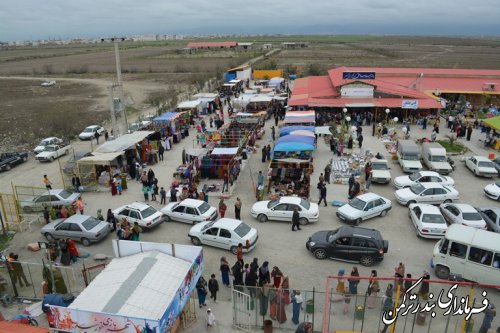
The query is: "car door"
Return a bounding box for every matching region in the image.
[419,188,435,203]
[270,203,289,221]
[328,236,352,260]
[50,194,63,206]
[185,207,200,223]
[410,206,422,230]
[171,205,187,223]
[215,228,235,250]
[128,210,141,224]
[372,199,386,216]
[54,222,71,239]
[68,223,83,241]
[349,237,376,261]
[201,227,219,247]
[116,208,130,221]
[363,200,376,219]
[443,205,459,224]
[285,204,299,222]
[433,188,448,203]
[467,158,476,172]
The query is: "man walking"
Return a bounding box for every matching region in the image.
[43,175,52,190]
[271,126,275,141]
[324,163,332,184]
[160,187,166,205]
[292,207,301,231]
[235,197,242,220]
[158,141,165,161]
[76,197,85,214]
[318,184,328,207]
[95,131,100,144]
[261,145,267,163]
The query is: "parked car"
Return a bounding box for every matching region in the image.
[188,218,258,254]
[408,203,448,238]
[397,140,423,173]
[306,226,389,266]
[161,199,218,224]
[41,80,56,87]
[465,156,498,178]
[128,121,152,134]
[393,171,455,189]
[421,142,452,174]
[394,183,459,206]
[112,202,164,229]
[250,196,319,225]
[0,152,28,171]
[78,125,106,140]
[336,193,392,225]
[35,144,71,162]
[41,214,111,246]
[34,137,63,154]
[370,159,391,184]
[492,157,500,174]
[439,203,487,229]
[483,181,500,201]
[20,189,80,213]
[477,207,500,233]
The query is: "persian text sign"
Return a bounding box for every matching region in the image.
[402,100,419,109]
[342,72,376,80]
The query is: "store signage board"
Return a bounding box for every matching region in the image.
[402,100,419,109]
[343,72,376,80]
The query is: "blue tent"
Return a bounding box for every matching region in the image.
[279,126,315,136]
[273,142,314,152]
[153,112,178,122]
[276,134,315,146]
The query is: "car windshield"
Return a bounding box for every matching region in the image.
[198,202,211,214]
[141,206,157,219]
[431,155,446,162]
[410,184,425,194]
[478,161,494,168]
[422,214,446,224]
[267,200,279,208]
[83,127,94,133]
[327,228,340,243]
[234,222,252,237]
[409,172,422,181]
[45,146,56,151]
[403,154,419,161]
[349,198,366,210]
[201,221,215,231]
[59,190,72,199]
[372,163,388,170]
[462,212,482,221]
[300,199,310,210]
[39,141,49,146]
[82,217,101,231]
[496,182,500,187]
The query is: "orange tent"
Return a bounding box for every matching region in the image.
[0,321,49,333]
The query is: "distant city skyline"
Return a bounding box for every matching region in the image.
[1,0,500,42]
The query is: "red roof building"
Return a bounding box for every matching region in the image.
[186,41,237,49]
[290,66,500,111]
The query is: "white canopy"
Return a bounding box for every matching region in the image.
[95,131,154,153]
[177,100,201,109]
[211,147,239,155]
[77,152,123,165]
[186,148,208,157]
[192,93,218,99]
[249,95,273,103]
[315,126,333,135]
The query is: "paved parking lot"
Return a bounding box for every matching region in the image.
[1,112,499,332]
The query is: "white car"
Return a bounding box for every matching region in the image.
[34,137,63,154]
[394,183,459,207]
[79,125,106,140]
[336,193,392,225]
[161,199,218,224]
[439,203,487,229]
[113,202,164,229]
[484,181,500,201]
[41,80,56,87]
[20,189,80,213]
[393,171,455,189]
[188,218,258,254]
[408,203,448,238]
[465,156,499,178]
[370,159,391,184]
[250,197,319,225]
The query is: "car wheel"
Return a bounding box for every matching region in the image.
[164,215,170,222]
[443,199,452,204]
[299,217,308,226]
[22,156,27,162]
[380,209,388,217]
[5,165,11,171]
[50,157,55,162]
[190,237,201,246]
[44,233,55,241]
[81,238,91,247]
[258,214,268,223]
[230,246,238,255]
[23,206,33,213]
[435,265,450,279]
[354,218,362,226]
[406,200,416,207]
[359,256,375,266]
[313,249,327,260]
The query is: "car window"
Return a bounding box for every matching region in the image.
[81,217,100,230]
[431,176,442,182]
[449,242,467,259]
[140,206,157,218]
[493,254,500,269]
[197,202,211,214]
[205,227,219,236]
[478,161,494,168]
[327,229,340,243]
[462,212,482,221]
[50,195,59,201]
[365,202,374,210]
[413,207,422,219]
[409,172,421,181]
[410,184,425,194]
[186,207,198,215]
[300,199,310,210]
[219,229,232,238]
[349,198,366,210]
[335,237,351,246]
[35,195,49,203]
[374,199,385,207]
[422,214,445,224]
[434,188,446,195]
[419,176,430,182]
[273,204,288,211]
[234,223,251,238]
[59,190,72,199]
[267,200,279,208]
[422,189,434,196]
[446,206,459,216]
[485,210,497,221]
[69,223,82,232]
[287,204,300,212]
[57,223,71,231]
[173,206,185,213]
[129,211,140,219]
[119,209,130,216]
[439,239,449,254]
[468,247,493,266]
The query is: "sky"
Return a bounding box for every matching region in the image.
[1,0,500,41]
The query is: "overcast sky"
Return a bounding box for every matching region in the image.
[2,0,500,41]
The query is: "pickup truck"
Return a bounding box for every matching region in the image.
[35,144,71,162]
[0,152,28,171]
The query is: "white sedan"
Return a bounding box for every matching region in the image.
[408,203,448,238]
[251,197,319,225]
[161,199,218,224]
[20,189,80,213]
[188,218,258,254]
[113,202,164,229]
[394,183,459,207]
[79,125,106,140]
[439,203,487,229]
[484,181,500,201]
[370,159,391,184]
[465,156,499,178]
[393,171,455,189]
[336,193,392,225]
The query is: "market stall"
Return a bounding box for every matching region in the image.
[246,95,273,113]
[153,111,190,143]
[272,142,314,160]
[176,100,202,122]
[200,147,240,180]
[279,125,316,137]
[268,158,313,198]
[275,134,315,146]
[192,93,218,115]
[268,77,285,91]
[283,110,316,126]
[47,240,204,333]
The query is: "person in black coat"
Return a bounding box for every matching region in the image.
[358,134,364,148]
[158,141,165,161]
[318,184,327,207]
[245,267,258,298]
[348,174,355,196]
[292,207,301,231]
[347,135,353,150]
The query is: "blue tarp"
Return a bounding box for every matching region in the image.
[279,126,315,136]
[153,112,178,122]
[276,134,315,146]
[273,142,314,152]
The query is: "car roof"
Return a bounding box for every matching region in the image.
[356,193,382,201]
[416,171,440,176]
[451,203,477,213]
[420,182,444,189]
[42,137,58,141]
[180,199,206,207]
[414,204,441,214]
[40,189,64,196]
[85,125,100,129]
[473,156,493,162]
[338,225,381,239]
[213,218,243,230]
[123,202,154,210]
[372,159,388,163]
[65,214,91,223]
[279,196,303,204]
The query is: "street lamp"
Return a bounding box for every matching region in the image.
[385,108,390,123]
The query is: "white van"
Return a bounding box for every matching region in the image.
[421,142,452,175]
[397,140,422,173]
[431,224,500,286]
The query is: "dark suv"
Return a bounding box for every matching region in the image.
[306,226,389,266]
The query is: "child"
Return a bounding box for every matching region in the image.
[343,286,351,315]
[208,274,219,303]
[206,308,216,329]
[117,179,123,195]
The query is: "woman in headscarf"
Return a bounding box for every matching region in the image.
[367,269,380,309]
[106,209,116,231]
[259,261,271,286]
[348,266,360,295]
[291,290,303,324]
[131,222,141,241]
[220,257,230,287]
[67,238,79,263]
[196,276,208,308]
[336,268,345,295]
[271,266,283,289]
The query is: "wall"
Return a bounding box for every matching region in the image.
[252,69,283,80]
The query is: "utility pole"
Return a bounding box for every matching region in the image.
[113,39,128,131]
[109,85,119,139]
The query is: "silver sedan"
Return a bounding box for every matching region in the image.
[41,214,111,246]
